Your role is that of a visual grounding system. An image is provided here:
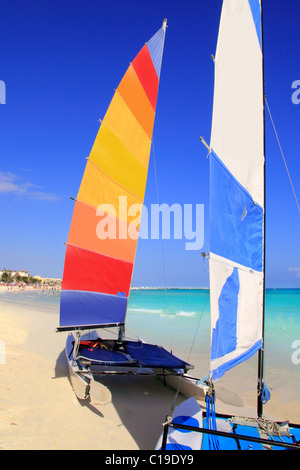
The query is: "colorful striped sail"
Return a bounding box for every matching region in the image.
[209,0,264,381]
[59,21,167,329]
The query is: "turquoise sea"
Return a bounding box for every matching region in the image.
[1,287,300,405]
[127,289,300,391]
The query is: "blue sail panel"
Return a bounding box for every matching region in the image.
[60,290,127,328]
[248,0,262,49]
[209,254,264,382]
[209,151,264,381]
[211,339,262,381]
[211,268,240,361]
[210,151,263,272]
[146,25,165,78]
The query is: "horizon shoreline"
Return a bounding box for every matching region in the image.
[2,282,299,292]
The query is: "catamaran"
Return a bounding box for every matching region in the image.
[157,0,300,450]
[57,20,193,404]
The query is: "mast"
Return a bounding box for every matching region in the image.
[257,0,266,418]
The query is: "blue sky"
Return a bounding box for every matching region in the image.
[0,0,299,288]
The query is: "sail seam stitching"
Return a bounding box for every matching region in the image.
[74,197,141,230]
[86,158,144,202]
[65,242,134,267]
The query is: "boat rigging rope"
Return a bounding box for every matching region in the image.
[186,289,210,365]
[230,415,291,441]
[151,142,173,352]
[170,289,209,411]
[265,96,300,212]
[205,381,220,450]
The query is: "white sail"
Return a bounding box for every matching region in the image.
[209,0,264,381]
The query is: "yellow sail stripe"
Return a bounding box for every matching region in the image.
[103,91,151,169]
[77,159,143,226]
[88,122,148,200]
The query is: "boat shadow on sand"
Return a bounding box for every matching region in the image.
[54,349,185,449]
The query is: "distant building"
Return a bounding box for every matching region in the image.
[18,270,30,278]
[33,275,62,286]
[0,269,29,279]
[0,268,61,286]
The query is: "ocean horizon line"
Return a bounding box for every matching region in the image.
[130,286,300,290]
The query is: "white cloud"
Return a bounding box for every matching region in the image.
[288,267,300,278]
[0,172,59,202]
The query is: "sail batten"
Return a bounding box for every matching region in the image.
[209,0,264,381]
[59,23,166,330]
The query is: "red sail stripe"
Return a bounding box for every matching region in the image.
[132,44,159,110]
[62,244,133,296]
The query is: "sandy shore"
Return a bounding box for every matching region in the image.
[0,289,180,450]
[0,286,299,450]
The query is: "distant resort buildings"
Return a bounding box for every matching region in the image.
[0,268,62,287]
[0,269,207,291]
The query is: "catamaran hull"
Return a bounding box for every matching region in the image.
[156,398,204,451]
[163,415,300,450]
[64,331,192,405]
[66,356,91,400]
[160,373,205,401]
[65,334,92,399]
[161,372,245,407]
[65,333,112,404]
[157,398,300,451]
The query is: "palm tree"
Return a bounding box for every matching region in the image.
[1,271,12,283]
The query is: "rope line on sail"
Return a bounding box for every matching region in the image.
[265,97,300,212]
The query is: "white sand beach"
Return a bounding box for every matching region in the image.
[0,287,178,450]
[0,285,299,450]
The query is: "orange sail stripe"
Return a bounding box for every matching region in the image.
[67,201,138,264]
[132,44,159,110]
[117,64,155,139]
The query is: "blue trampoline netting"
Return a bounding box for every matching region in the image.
[76,338,192,371]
